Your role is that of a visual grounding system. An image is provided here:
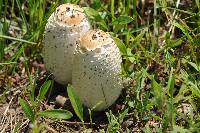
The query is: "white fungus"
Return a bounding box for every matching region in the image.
[43,3,91,84]
[72,29,123,111]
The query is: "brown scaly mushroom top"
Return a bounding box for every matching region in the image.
[80,29,113,50]
[55,4,85,26]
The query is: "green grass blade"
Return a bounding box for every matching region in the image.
[0,0,2,19]
[111,0,115,20]
[173,22,193,43]
[195,0,199,9]
[133,0,138,28]
[67,84,84,122]
[0,62,17,65]
[113,37,127,55]
[125,0,130,15]
[37,109,73,120]
[174,84,190,103]
[91,0,101,10]
[37,80,52,101]
[112,15,134,25]
[151,77,162,98]
[0,0,9,62]
[167,69,175,97]
[0,34,37,44]
[19,98,35,123]
[83,7,101,21]
[16,0,28,33]
[187,61,200,72]
[152,0,158,52]
[130,29,146,49]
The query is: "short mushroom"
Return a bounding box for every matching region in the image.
[72,29,123,111]
[43,3,91,84]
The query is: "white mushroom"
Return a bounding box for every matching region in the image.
[72,29,123,111]
[43,3,91,84]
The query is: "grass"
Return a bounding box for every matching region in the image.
[0,0,200,132]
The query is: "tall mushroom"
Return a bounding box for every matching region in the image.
[72,29,122,111]
[43,3,90,84]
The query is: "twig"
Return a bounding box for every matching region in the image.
[45,125,59,133]
[18,119,29,132]
[168,0,180,37]
[60,120,107,128]
[3,97,13,115]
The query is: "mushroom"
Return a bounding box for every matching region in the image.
[72,29,122,111]
[43,3,91,84]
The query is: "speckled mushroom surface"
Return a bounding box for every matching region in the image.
[43,3,90,84]
[72,29,122,111]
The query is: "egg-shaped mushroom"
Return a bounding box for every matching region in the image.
[72,29,123,111]
[43,3,91,84]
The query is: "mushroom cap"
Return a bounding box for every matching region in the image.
[43,3,91,84]
[80,29,113,50]
[72,29,122,111]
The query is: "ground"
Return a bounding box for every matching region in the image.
[0,0,200,132]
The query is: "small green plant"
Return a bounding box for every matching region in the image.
[106,110,121,133]
[106,109,128,133]
[20,80,73,132]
